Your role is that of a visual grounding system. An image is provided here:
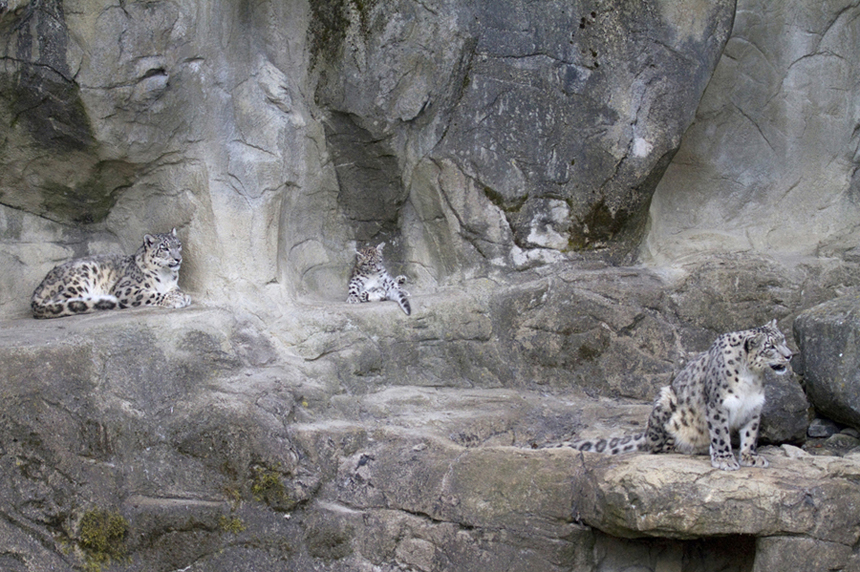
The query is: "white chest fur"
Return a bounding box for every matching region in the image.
[721,369,765,430]
[358,272,385,291]
[152,267,180,294]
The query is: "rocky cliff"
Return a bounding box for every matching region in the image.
[2,0,860,571]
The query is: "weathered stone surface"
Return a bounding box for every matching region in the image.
[0,308,306,570]
[3,0,860,569]
[574,447,860,545]
[0,292,822,570]
[665,254,860,335]
[753,536,857,572]
[642,0,860,263]
[0,0,321,317]
[489,263,692,399]
[794,295,860,430]
[0,0,738,319]
[316,0,736,263]
[759,368,810,445]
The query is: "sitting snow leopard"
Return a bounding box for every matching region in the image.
[346,242,411,315]
[562,320,793,471]
[31,229,191,319]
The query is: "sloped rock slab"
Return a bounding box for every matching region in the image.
[573,448,860,546]
[794,294,860,430]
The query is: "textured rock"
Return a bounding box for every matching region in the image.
[0,0,322,318]
[665,254,860,334]
[753,536,857,572]
[808,417,842,438]
[316,0,737,262]
[759,367,810,445]
[574,448,860,545]
[0,281,820,570]
[3,0,860,569]
[489,264,681,399]
[643,0,860,263]
[0,0,738,319]
[0,304,602,570]
[794,295,860,430]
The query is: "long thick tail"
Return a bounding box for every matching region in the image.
[393,289,411,315]
[557,432,647,455]
[31,295,118,319]
[390,275,411,315]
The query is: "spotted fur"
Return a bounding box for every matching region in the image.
[346,243,410,315]
[31,229,191,319]
[563,320,793,470]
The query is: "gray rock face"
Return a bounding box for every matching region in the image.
[0,271,819,571]
[642,0,860,263]
[754,536,857,572]
[794,295,860,430]
[315,0,736,259]
[0,0,737,319]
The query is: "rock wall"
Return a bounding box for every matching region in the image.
[642,0,860,263]
[0,297,832,572]
[0,0,324,315]
[0,0,736,318]
[2,0,860,571]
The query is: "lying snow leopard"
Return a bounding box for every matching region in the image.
[346,242,410,315]
[561,320,793,470]
[31,229,191,319]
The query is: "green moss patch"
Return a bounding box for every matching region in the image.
[251,464,292,509]
[78,508,129,572]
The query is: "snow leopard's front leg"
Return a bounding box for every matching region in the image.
[363,286,388,302]
[706,402,739,471]
[160,289,191,308]
[737,410,768,467]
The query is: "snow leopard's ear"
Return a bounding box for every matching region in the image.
[745,332,768,353]
[376,242,385,253]
[171,228,177,237]
[144,234,155,247]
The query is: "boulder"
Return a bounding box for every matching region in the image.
[794,295,860,430]
[574,447,860,545]
[759,367,810,445]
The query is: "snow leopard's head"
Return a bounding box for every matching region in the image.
[141,228,183,271]
[745,319,793,375]
[353,242,385,271]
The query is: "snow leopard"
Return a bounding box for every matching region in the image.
[563,320,793,470]
[31,229,191,319]
[346,242,410,315]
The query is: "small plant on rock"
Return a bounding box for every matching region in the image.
[251,464,288,506]
[218,514,246,534]
[77,507,129,572]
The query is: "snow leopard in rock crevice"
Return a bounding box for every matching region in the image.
[346,242,411,315]
[31,229,191,319]
[559,320,793,470]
